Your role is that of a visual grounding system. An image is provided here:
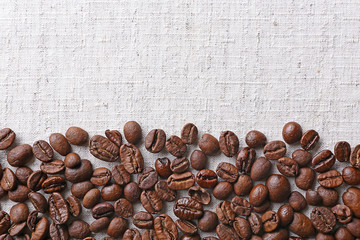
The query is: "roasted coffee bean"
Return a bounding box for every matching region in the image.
[49,192,69,225]
[213,181,233,200]
[165,135,187,157]
[155,180,177,202]
[65,159,92,183]
[132,211,153,229]
[350,144,360,169]
[101,183,123,201]
[90,217,111,233]
[342,166,360,185]
[311,207,336,233]
[67,195,82,217]
[231,196,252,216]
[334,141,351,162]
[64,152,81,168]
[216,200,235,224]
[114,198,134,218]
[8,185,30,202]
[120,143,144,174]
[28,192,48,213]
[306,189,322,206]
[245,130,267,148]
[317,170,343,188]
[190,150,207,170]
[334,227,353,240]
[249,184,269,207]
[276,157,299,177]
[312,150,335,173]
[124,182,141,203]
[331,204,352,224]
[300,129,320,151]
[248,212,263,235]
[27,170,47,191]
[167,172,195,190]
[92,202,114,219]
[136,167,158,190]
[292,149,312,167]
[234,174,253,196]
[32,140,53,162]
[15,167,32,186]
[145,129,166,153]
[154,214,178,240]
[1,168,17,191]
[170,157,189,173]
[174,197,203,220]
[266,174,291,203]
[253,200,271,214]
[198,210,218,232]
[261,210,279,232]
[107,217,127,238]
[0,128,15,150]
[0,211,10,235]
[251,157,272,181]
[282,122,302,144]
[10,203,28,224]
[219,131,239,157]
[9,222,26,236]
[181,123,198,145]
[49,222,69,240]
[233,217,251,240]
[71,181,94,199]
[105,129,122,147]
[49,133,71,156]
[41,176,67,193]
[295,167,315,190]
[289,191,307,212]
[263,141,286,160]
[68,220,90,239]
[199,133,219,156]
[216,162,238,183]
[30,217,49,240]
[26,211,38,232]
[262,228,289,240]
[346,217,360,237]
[90,167,111,186]
[155,157,172,179]
[315,233,334,240]
[175,219,197,235]
[196,169,218,188]
[277,205,294,227]
[289,212,315,238]
[141,190,163,214]
[188,186,211,205]
[124,121,142,144]
[142,229,158,240]
[343,187,360,218]
[7,144,33,167]
[40,160,65,174]
[111,163,131,186]
[236,147,256,174]
[65,126,88,145]
[216,223,239,240]
[89,135,119,162]
[123,228,141,240]
[318,186,339,207]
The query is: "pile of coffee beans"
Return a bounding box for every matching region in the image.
[0,121,359,239]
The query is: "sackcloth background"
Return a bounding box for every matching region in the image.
[0,0,360,239]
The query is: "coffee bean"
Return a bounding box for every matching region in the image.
[71,181,94,199]
[107,217,127,238]
[292,149,312,167]
[233,217,251,239]
[317,169,343,188]
[83,188,101,209]
[331,204,352,224]
[190,150,207,171]
[289,191,307,212]
[342,166,360,185]
[69,220,90,239]
[170,157,189,173]
[249,184,269,207]
[8,185,30,203]
[277,205,294,227]
[346,217,360,237]
[155,157,172,179]
[311,206,336,233]
[199,134,219,156]
[154,214,178,240]
[28,192,48,213]
[9,222,26,236]
[263,141,286,160]
[306,189,322,206]
[89,217,111,233]
[64,152,81,168]
[124,121,142,145]
[188,186,211,205]
[198,210,218,232]
[174,197,203,220]
[216,200,236,225]
[295,167,315,190]
[92,202,114,219]
[175,219,197,235]
[318,186,339,207]
[165,135,187,157]
[15,167,32,186]
[219,131,239,157]
[120,143,144,174]
[0,128,15,150]
[253,200,271,214]
[236,147,256,174]
[276,157,299,177]
[262,228,289,240]
[90,167,111,186]
[101,183,123,201]
[234,174,253,196]
[111,163,131,186]
[89,135,119,162]
[65,159,93,183]
[26,210,38,232]
[0,211,10,235]
[67,195,82,217]
[216,162,238,183]
[334,141,351,162]
[167,172,195,190]
[213,181,233,200]
[65,126,88,145]
[1,168,17,191]
[105,129,122,147]
[32,140,53,162]
[123,228,141,240]
[312,150,335,173]
[40,160,65,174]
[261,210,279,232]
[196,169,218,188]
[141,190,163,214]
[142,229,158,240]
[181,123,198,144]
[145,129,166,153]
[248,212,262,235]
[245,130,267,148]
[48,192,69,225]
[132,211,153,229]
[31,217,49,240]
[27,170,47,191]
[216,223,239,240]
[41,176,67,193]
[350,144,360,169]
[314,233,334,240]
[343,187,360,218]
[114,198,134,218]
[10,203,28,224]
[7,144,33,167]
[282,121,302,144]
[300,129,320,151]
[334,227,353,240]
[49,222,69,240]
[266,174,291,203]
[155,180,177,202]
[250,157,272,181]
[231,196,252,216]
[49,133,71,156]
[289,212,315,238]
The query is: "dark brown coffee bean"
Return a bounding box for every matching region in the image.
[26,210,38,232]
[0,211,10,235]
[295,167,315,190]
[92,202,114,219]
[306,189,322,206]
[233,217,251,240]
[8,185,30,202]
[198,210,218,232]
[216,223,239,240]
[236,147,256,174]
[188,186,211,205]
[65,126,88,145]
[1,168,17,191]
[15,167,32,186]
[7,144,33,167]
[40,160,65,174]
[262,228,289,240]
[41,176,67,193]
[234,174,253,196]
[289,191,307,212]
[0,128,15,150]
[10,203,29,224]
[343,187,360,218]
[114,198,134,218]
[261,210,279,232]
[318,186,339,207]
[175,219,197,235]
[249,184,268,207]
[250,157,272,181]
[181,123,198,145]
[196,169,217,188]
[155,180,177,202]
[90,167,111,186]
[67,195,82,217]
[174,197,203,220]
[253,200,271,214]
[231,196,252,216]
[334,227,353,240]
[248,212,263,235]
[343,166,360,185]
[105,129,122,147]
[317,170,343,188]
[334,141,351,162]
[154,214,178,240]
[124,182,141,202]
[89,135,119,162]
[213,182,233,200]
[68,220,90,239]
[32,140,53,162]
[346,217,360,237]
[190,150,207,171]
[312,150,335,173]
[311,206,336,233]
[219,131,239,157]
[331,204,352,224]
[71,181,94,198]
[216,162,238,183]
[263,141,286,160]
[277,205,294,227]
[165,135,187,157]
[49,222,69,240]
[89,217,110,233]
[315,233,334,240]
[141,190,163,214]
[142,229,158,240]
[120,143,144,174]
[245,130,267,148]
[199,134,219,156]
[30,216,49,240]
[83,188,101,209]
[155,157,172,179]
[292,149,312,167]
[123,228,141,240]
[170,157,189,173]
[289,212,315,238]
[111,163,131,186]
[216,201,236,225]
[107,217,127,238]
[277,157,299,177]
[282,121,302,144]
[167,172,195,190]
[101,183,123,201]
[49,192,69,224]
[124,121,142,144]
[300,129,320,151]
[132,211,153,229]
[28,192,48,213]
[350,144,360,169]
[266,174,291,203]
[145,129,166,153]
[27,170,47,191]
[65,159,93,183]
[49,133,71,156]
[64,152,81,168]
[9,222,26,236]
